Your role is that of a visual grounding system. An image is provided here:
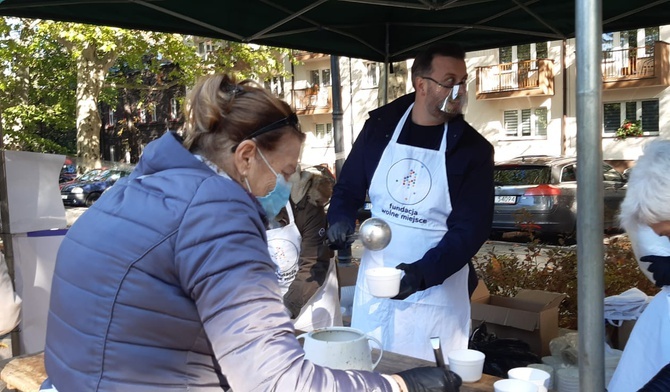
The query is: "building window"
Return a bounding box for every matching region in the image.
[315,123,333,143]
[603,99,659,135]
[364,62,379,88]
[645,27,659,55]
[170,98,178,120]
[503,107,548,138]
[197,41,213,59]
[309,68,331,88]
[150,103,157,122]
[620,30,637,48]
[500,43,547,63]
[108,108,116,126]
[499,46,512,63]
[536,42,548,59]
[264,76,285,97]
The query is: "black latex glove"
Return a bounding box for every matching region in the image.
[641,255,670,287]
[639,362,670,391]
[391,262,426,300]
[326,220,354,250]
[396,366,462,392]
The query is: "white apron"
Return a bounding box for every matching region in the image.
[608,287,670,392]
[351,104,470,362]
[267,203,342,332]
[267,202,301,296]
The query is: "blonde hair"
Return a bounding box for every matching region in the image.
[619,139,670,232]
[182,74,304,163]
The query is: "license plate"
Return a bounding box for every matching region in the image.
[494,195,516,204]
[364,202,372,210]
[61,195,68,199]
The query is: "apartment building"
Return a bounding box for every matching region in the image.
[290,25,670,172]
[469,24,669,170]
[287,52,405,172]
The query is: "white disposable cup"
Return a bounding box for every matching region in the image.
[508,367,551,392]
[365,267,401,298]
[527,363,554,389]
[447,349,486,383]
[494,379,539,392]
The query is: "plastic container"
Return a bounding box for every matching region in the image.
[508,367,551,392]
[447,349,486,383]
[365,267,401,298]
[494,379,538,392]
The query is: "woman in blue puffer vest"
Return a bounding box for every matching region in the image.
[40,73,460,392]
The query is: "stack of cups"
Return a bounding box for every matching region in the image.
[556,367,580,392]
[528,363,555,390]
[508,367,551,392]
[446,349,485,383]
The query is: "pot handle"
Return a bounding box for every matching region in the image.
[365,334,384,370]
[296,332,308,344]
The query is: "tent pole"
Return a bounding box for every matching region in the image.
[383,23,389,105]
[561,39,568,156]
[331,55,345,177]
[576,0,605,391]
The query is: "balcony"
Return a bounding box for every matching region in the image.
[475,59,554,100]
[291,85,332,115]
[602,41,670,89]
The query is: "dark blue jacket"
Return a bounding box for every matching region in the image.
[328,93,494,290]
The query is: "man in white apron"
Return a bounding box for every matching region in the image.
[327,43,494,362]
[268,168,342,332]
[609,139,670,391]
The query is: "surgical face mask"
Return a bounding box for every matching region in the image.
[245,148,292,220]
[439,84,468,117]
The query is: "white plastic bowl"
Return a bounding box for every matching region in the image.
[447,349,486,383]
[365,267,401,298]
[494,379,538,392]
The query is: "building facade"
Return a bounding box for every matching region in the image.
[290,24,670,172]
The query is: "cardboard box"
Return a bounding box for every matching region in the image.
[470,280,566,357]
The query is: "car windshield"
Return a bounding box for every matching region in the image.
[98,170,125,180]
[494,165,552,186]
[77,170,102,182]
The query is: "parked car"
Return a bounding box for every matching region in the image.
[61,168,132,207]
[491,155,627,240]
[59,168,106,190]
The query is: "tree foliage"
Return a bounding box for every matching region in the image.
[0,17,291,169]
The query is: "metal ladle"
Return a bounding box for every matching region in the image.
[352,217,392,251]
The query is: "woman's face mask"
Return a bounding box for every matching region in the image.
[245,148,292,220]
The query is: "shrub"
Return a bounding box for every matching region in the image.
[473,232,659,330]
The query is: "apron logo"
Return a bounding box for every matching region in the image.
[268,238,299,283]
[386,158,432,205]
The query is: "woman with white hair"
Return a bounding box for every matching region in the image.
[608,138,670,392]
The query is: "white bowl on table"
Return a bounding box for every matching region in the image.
[447,349,486,383]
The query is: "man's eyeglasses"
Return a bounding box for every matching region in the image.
[420,76,466,90]
[231,113,300,152]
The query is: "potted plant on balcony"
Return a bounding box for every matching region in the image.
[615,119,643,140]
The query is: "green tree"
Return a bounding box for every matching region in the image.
[36,21,290,171]
[0,18,291,168]
[0,18,76,154]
